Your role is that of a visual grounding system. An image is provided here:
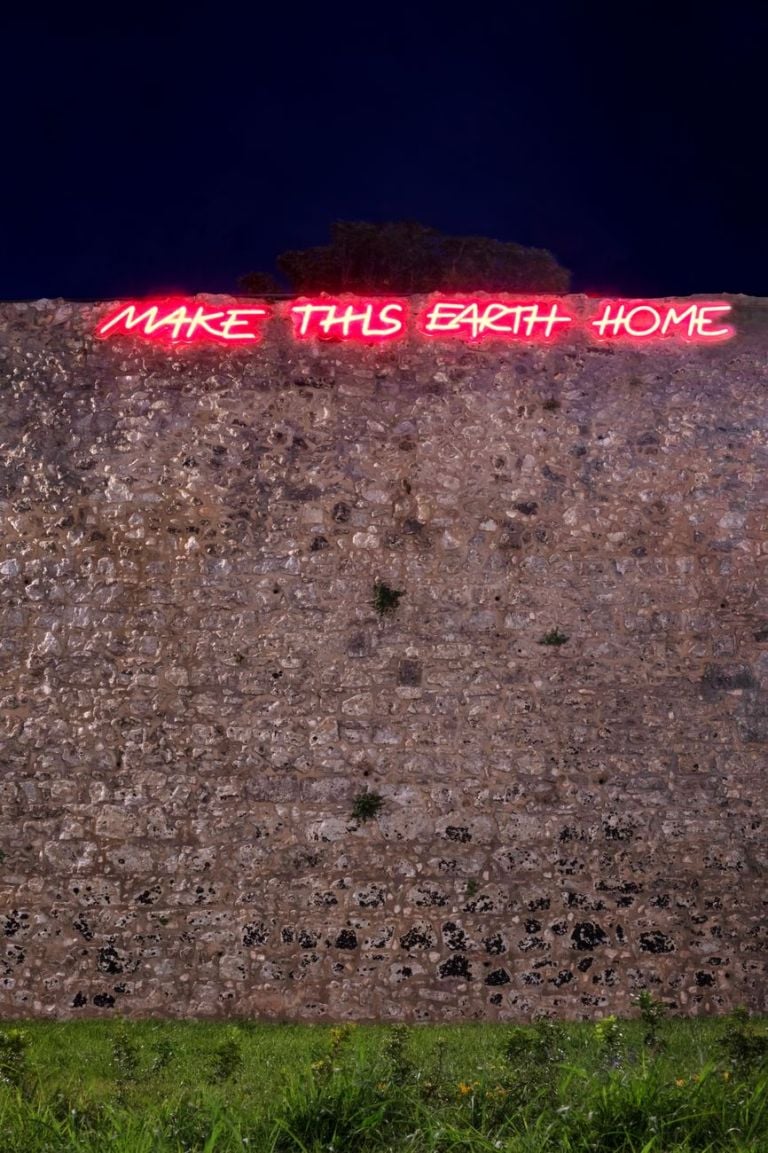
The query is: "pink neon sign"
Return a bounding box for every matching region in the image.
[96,296,735,345]
[97,301,271,343]
[289,299,407,341]
[418,299,574,341]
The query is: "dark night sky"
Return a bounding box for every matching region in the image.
[1,7,765,301]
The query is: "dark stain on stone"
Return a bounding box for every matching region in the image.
[243,923,270,946]
[136,887,161,906]
[285,485,321,502]
[571,922,607,950]
[3,913,22,937]
[347,632,371,657]
[602,819,636,842]
[464,895,495,913]
[73,917,93,940]
[310,535,329,551]
[332,502,351,522]
[499,524,527,550]
[335,929,358,949]
[398,659,422,686]
[701,663,756,697]
[444,826,471,842]
[483,933,506,955]
[551,969,574,986]
[414,889,448,908]
[520,935,547,952]
[400,925,435,950]
[442,922,468,950]
[639,931,675,954]
[93,993,115,1007]
[355,886,385,908]
[485,968,511,986]
[71,991,88,1007]
[438,954,472,979]
[515,501,539,516]
[97,944,123,974]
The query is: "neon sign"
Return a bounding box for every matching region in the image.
[419,300,574,341]
[97,301,270,343]
[96,297,735,345]
[289,299,407,341]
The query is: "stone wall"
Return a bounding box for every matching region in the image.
[1,294,766,1021]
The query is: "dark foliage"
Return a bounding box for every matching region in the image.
[240,220,570,295]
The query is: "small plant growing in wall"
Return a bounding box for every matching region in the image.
[465,878,480,898]
[351,790,384,823]
[539,628,569,646]
[373,581,404,616]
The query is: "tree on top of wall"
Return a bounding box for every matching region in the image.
[238,220,571,295]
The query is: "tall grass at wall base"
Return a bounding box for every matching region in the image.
[0,1016,766,1151]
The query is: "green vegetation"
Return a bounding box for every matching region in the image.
[372,580,404,616]
[0,1013,766,1150]
[538,627,569,646]
[350,790,385,823]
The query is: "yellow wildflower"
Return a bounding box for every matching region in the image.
[457,1082,474,1096]
[675,1078,686,1087]
[722,1070,731,1082]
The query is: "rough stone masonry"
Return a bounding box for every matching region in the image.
[0,294,766,1021]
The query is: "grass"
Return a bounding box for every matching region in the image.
[0,1014,766,1151]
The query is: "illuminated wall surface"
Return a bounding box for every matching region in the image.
[1,294,767,1021]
